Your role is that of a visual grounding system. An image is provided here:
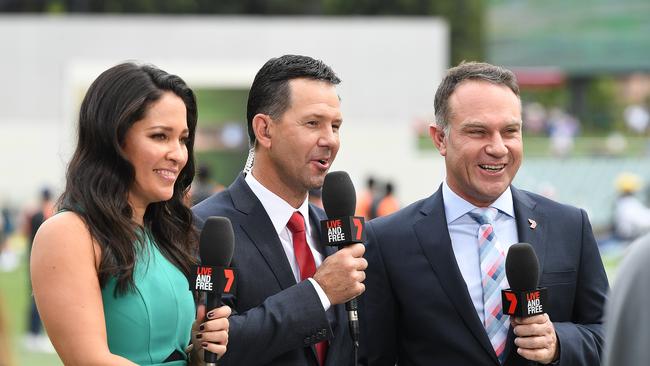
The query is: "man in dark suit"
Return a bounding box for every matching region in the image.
[193,55,366,366]
[360,62,608,366]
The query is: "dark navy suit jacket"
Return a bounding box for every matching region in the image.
[193,174,353,366]
[360,185,608,366]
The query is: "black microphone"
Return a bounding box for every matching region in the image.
[501,243,548,318]
[190,216,236,366]
[320,171,364,348]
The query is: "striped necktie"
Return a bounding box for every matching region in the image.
[468,207,510,364]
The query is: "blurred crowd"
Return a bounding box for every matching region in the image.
[523,103,581,157]
[612,172,650,242]
[355,176,400,221]
[522,100,650,158]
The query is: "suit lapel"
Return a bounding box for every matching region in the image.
[503,186,547,362]
[308,205,335,257]
[511,187,547,271]
[309,205,343,366]
[229,175,297,290]
[413,187,500,364]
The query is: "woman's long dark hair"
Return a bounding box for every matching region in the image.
[60,62,198,294]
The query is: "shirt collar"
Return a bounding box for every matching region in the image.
[245,172,311,235]
[442,179,515,224]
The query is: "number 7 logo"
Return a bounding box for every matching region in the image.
[223,269,235,293]
[504,292,517,315]
[352,218,363,241]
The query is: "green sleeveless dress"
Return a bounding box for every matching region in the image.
[101,232,195,365]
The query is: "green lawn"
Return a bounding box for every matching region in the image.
[0,235,62,366]
[602,249,623,283]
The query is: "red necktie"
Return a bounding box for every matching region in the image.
[287,211,328,366]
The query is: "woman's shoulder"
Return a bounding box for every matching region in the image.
[32,211,100,267]
[37,210,90,241]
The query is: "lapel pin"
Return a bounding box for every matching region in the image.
[528,218,537,230]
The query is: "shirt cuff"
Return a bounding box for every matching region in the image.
[307,278,331,311]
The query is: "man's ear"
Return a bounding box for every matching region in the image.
[429,123,447,156]
[252,114,273,148]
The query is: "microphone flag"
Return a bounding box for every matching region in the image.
[189,265,237,296]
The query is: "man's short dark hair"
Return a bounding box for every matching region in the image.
[434,61,520,133]
[246,54,341,146]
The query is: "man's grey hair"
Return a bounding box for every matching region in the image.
[434,61,520,135]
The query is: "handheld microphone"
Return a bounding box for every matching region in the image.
[320,171,364,348]
[501,243,548,318]
[190,216,236,366]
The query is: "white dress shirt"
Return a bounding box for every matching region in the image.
[442,180,518,324]
[245,173,331,311]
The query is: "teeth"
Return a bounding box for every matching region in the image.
[155,169,176,178]
[479,164,504,171]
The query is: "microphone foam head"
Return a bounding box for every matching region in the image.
[322,171,356,218]
[505,242,539,291]
[199,216,235,267]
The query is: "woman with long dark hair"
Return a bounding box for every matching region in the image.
[30,62,230,365]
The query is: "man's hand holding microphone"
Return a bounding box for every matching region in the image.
[503,243,559,365]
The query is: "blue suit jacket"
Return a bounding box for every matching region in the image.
[192,174,354,366]
[360,185,608,366]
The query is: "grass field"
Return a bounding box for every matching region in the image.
[0,235,62,366]
[0,234,624,366]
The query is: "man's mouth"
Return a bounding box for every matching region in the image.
[313,158,330,169]
[479,164,505,172]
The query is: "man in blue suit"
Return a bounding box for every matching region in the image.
[193,55,366,366]
[361,62,608,365]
